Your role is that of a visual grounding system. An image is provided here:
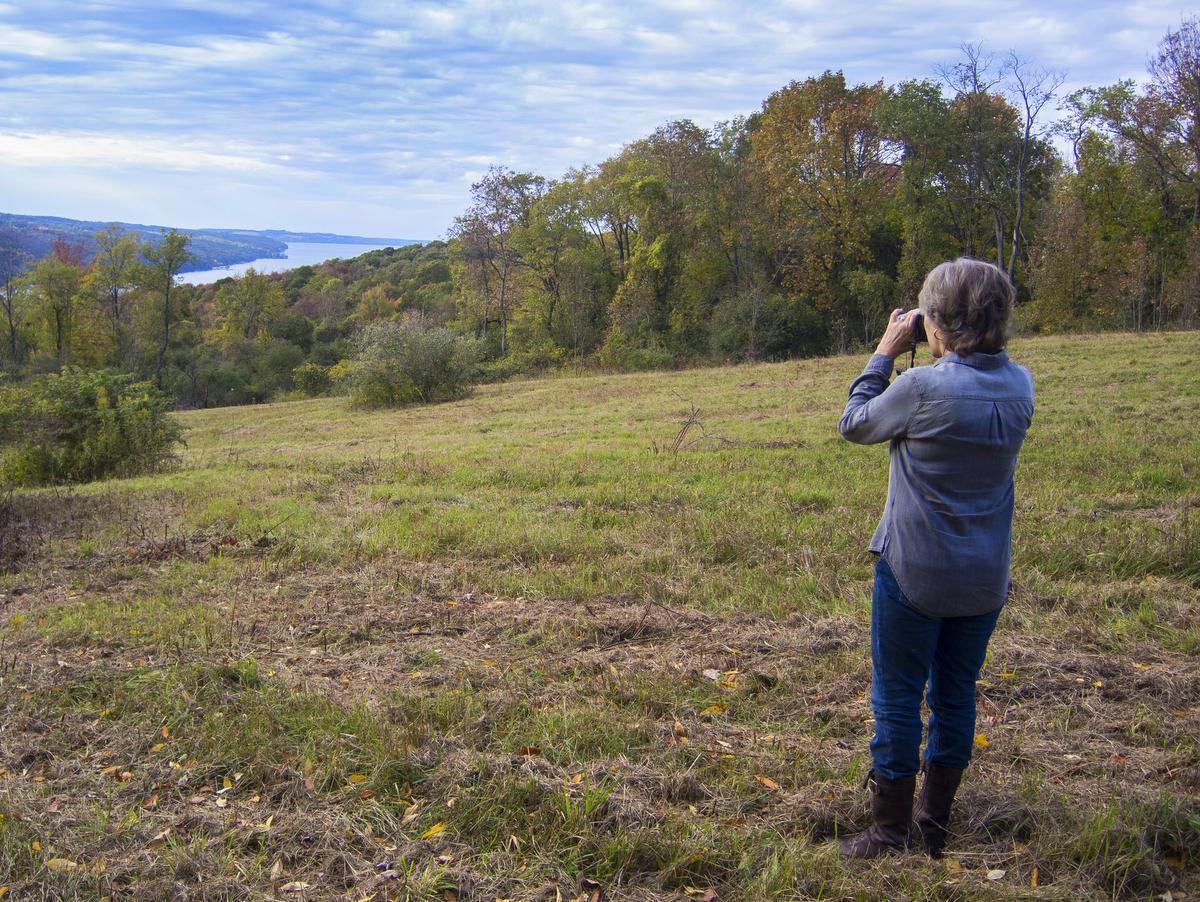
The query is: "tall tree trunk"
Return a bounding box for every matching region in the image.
[497,265,508,356]
[3,279,16,363]
[155,285,170,387]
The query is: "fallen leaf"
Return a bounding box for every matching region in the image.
[1031,866,1039,887]
[986,869,1006,881]
[421,822,446,840]
[30,841,41,854]
[974,734,990,749]
[270,858,284,880]
[45,858,79,872]
[148,828,171,850]
[441,891,458,902]
[673,721,688,740]
[222,776,233,791]
[0,886,9,898]
[754,775,780,791]
[215,797,228,808]
[700,705,727,716]
[517,746,541,757]
[149,743,166,753]
[142,794,158,808]
[280,882,311,893]
[347,773,369,784]
[702,669,722,681]
[945,859,962,872]
[161,726,170,738]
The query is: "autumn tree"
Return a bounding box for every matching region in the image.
[140,230,193,386]
[90,226,142,366]
[751,71,893,348]
[31,240,89,366]
[214,268,285,342]
[451,167,547,355]
[0,235,30,366]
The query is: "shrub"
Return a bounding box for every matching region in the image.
[597,325,676,371]
[0,370,183,486]
[292,362,332,397]
[345,318,480,408]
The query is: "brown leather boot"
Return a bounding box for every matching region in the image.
[913,763,965,858]
[839,771,916,858]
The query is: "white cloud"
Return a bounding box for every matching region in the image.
[0,131,288,174]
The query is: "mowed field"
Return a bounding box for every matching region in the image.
[1,332,1198,901]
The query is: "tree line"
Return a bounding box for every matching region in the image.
[1,19,1196,410]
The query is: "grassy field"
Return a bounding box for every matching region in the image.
[1,332,1198,901]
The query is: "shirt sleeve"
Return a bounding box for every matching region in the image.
[838,354,921,445]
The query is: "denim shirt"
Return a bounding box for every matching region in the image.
[838,351,1034,617]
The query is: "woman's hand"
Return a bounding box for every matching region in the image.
[874,308,918,359]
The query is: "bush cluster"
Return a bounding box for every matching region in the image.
[344,318,481,408]
[0,370,183,486]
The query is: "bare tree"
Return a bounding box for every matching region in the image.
[1148,17,1200,219]
[1002,52,1065,281]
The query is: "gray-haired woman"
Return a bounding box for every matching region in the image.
[836,257,1034,858]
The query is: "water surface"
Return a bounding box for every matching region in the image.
[178,241,394,284]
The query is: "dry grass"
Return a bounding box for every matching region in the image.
[1,331,1198,900]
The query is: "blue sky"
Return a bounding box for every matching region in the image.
[0,1,1190,238]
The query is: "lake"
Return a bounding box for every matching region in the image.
[177,241,397,284]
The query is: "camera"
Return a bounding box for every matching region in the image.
[911,311,927,344]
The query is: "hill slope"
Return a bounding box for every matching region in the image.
[0,211,422,273]
[1,332,1197,899]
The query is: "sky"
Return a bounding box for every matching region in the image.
[0,1,1191,240]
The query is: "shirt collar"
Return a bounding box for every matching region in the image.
[940,350,1009,369]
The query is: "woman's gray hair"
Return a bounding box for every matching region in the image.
[918,257,1014,355]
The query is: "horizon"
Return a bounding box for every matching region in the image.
[0,1,1189,237]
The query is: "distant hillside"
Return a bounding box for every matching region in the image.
[0,212,422,274]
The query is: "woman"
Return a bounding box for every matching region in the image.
[836,257,1034,859]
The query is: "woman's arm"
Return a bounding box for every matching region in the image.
[837,356,921,444]
[838,308,922,445]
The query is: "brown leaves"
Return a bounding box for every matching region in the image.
[753,774,780,791]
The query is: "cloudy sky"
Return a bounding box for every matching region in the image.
[0,1,1189,239]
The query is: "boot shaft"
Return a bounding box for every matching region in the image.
[914,763,965,858]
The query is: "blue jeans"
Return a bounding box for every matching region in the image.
[870,555,1001,780]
